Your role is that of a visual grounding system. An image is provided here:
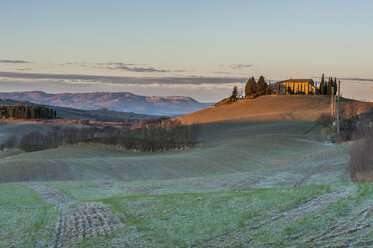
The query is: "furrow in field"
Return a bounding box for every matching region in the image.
[24,182,122,248]
[202,187,357,247]
[23,182,76,206]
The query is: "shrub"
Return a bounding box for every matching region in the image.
[349,131,373,182]
[336,103,362,142]
[18,132,58,152]
[316,113,334,128]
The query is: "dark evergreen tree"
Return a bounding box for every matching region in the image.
[320,81,325,95]
[256,76,266,95]
[245,77,256,97]
[230,86,238,101]
[327,77,332,95]
[320,73,325,95]
[333,77,337,95]
[0,105,56,119]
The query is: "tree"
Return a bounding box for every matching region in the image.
[245,77,256,97]
[230,86,238,101]
[265,83,272,95]
[256,76,266,95]
[333,77,337,95]
[0,105,55,119]
[327,77,332,95]
[320,73,325,95]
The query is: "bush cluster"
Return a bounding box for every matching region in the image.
[349,130,373,182]
[1,119,201,152]
[316,113,335,128]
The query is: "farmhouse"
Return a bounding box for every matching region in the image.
[272,79,317,95]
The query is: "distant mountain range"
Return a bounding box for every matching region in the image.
[0,91,213,115]
[0,98,153,121]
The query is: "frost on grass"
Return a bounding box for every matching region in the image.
[24,182,122,248]
[54,203,121,248]
[23,182,76,206]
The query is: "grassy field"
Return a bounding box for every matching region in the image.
[0,120,372,247]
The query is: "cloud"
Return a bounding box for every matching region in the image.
[340,77,373,83]
[104,62,169,73]
[60,61,186,73]
[0,71,247,85]
[214,71,233,75]
[0,59,30,64]
[107,64,169,73]
[230,64,253,69]
[217,64,253,70]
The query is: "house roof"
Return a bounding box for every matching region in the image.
[277,78,313,83]
[277,79,314,85]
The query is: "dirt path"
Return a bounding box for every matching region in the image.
[23,182,121,248]
[306,203,373,246]
[294,147,346,187]
[294,161,329,187]
[269,187,356,223]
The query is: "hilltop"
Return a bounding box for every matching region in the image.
[0,91,213,115]
[177,95,373,124]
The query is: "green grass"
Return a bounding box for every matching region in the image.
[50,183,371,248]
[0,183,58,248]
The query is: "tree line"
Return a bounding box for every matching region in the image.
[319,73,337,95]
[230,73,338,100]
[0,118,201,152]
[230,76,272,101]
[0,105,56,119]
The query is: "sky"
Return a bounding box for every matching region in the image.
[1,0,373,102]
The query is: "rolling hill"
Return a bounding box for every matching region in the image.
[177,95,373,124]
[2,120,371,247]
[1,94,373,247]
[0,91,213,115]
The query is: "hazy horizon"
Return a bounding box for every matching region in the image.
[0,71,372,102]
[1,0,373,102]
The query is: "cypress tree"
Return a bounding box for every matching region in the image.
[256,76,266,95]
[320,81,325,95]
[245,77,256,97]
[320,74,325,95]
[327,77,332,95]
[230,86,238,101]
[333,77,337,95]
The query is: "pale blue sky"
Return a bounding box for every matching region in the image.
[0,0,373,101]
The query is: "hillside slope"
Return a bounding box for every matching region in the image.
[177,95,373,124]
[0,91,213,115]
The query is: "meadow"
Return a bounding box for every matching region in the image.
[0,120,372,247]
